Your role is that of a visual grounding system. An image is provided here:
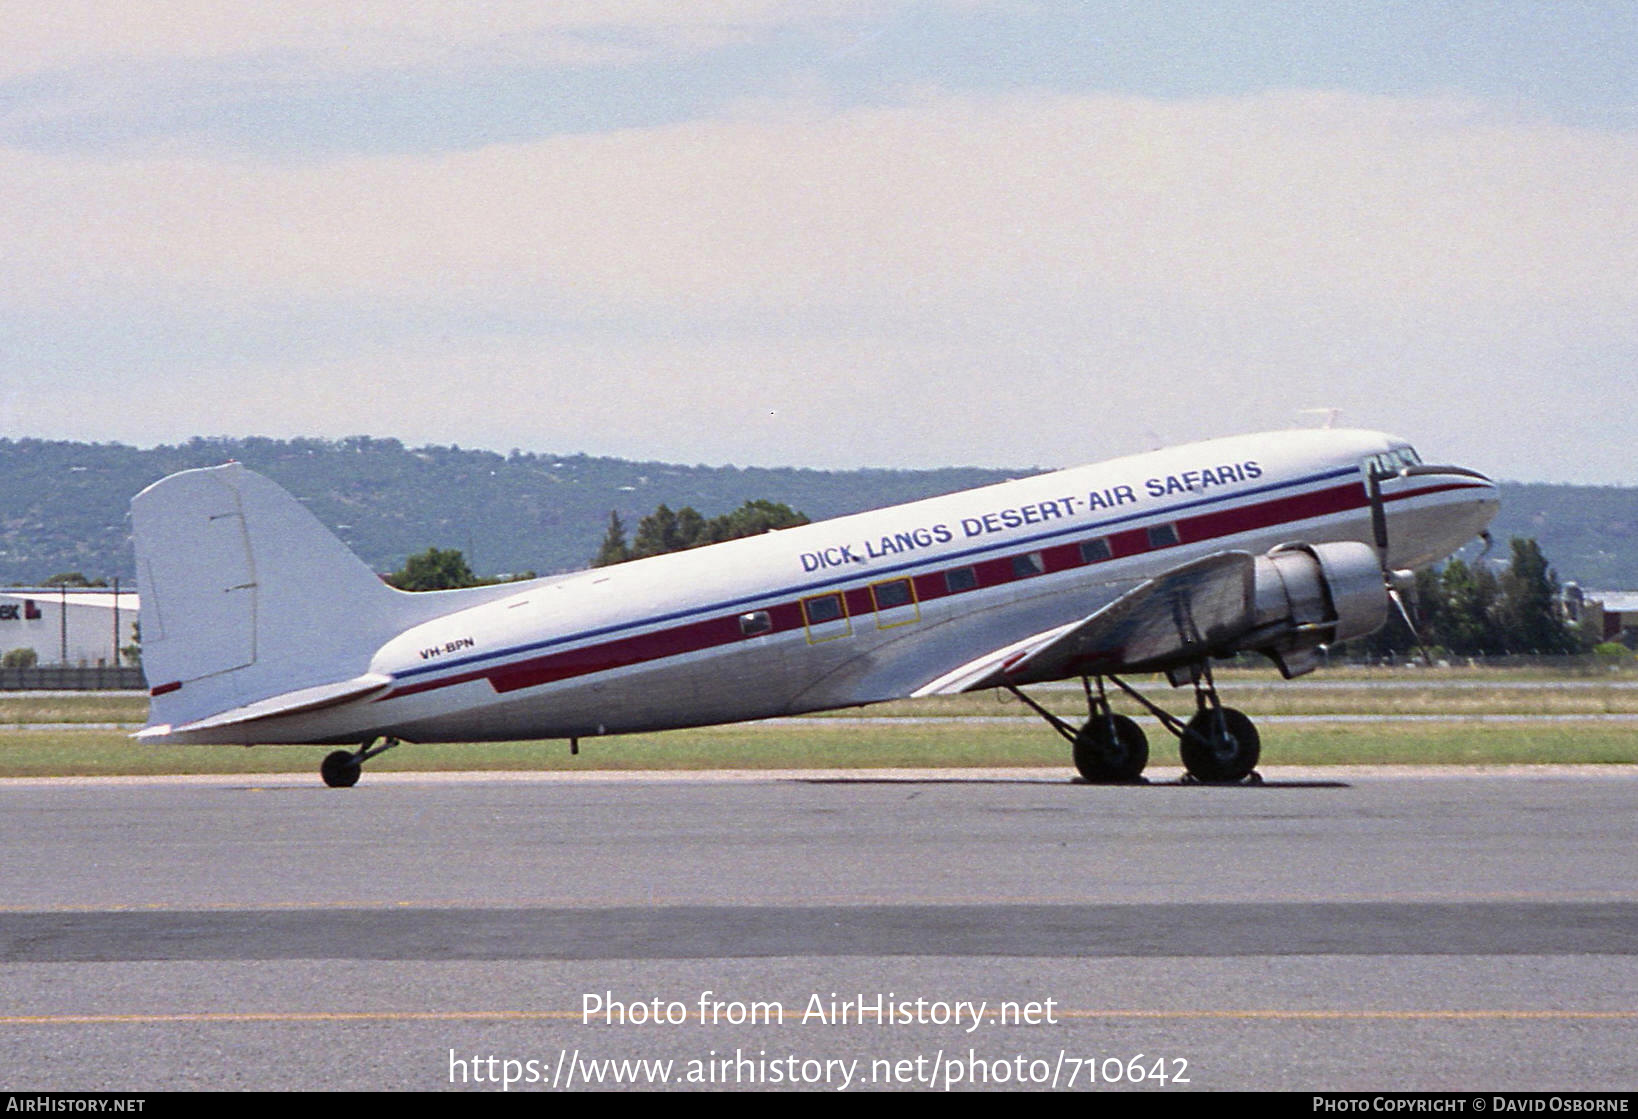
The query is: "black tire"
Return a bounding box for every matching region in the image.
[1179,706,1260,783]
[320,750,361,788]
[1073,713,1149,783]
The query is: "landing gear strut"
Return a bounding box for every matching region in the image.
[1180,701,1260,783]
[1072,676,1149,782]
[1105,662,1261,783]
[1011,661,1262,785]
[319,736,399,788]
[1005,677,1150,783]
[1073,715,1149,783]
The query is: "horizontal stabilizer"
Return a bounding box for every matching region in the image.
[132,461,526,739]
[136,673,392,739]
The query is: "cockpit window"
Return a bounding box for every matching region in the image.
[1363,445,1421,477]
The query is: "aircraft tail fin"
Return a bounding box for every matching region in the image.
[131,462,508,734]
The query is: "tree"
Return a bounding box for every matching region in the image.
[631,504,688,559]
[1496,537,1577,655]
[387,547,479,591]
[703,500,809,543]
[612,499,811,564]
[45,572,105,587]
[1432,558,1504,655]
[592,512,631,567]
[2,647,37,669]
[1341,537,1581,659]
[675,506,707,550]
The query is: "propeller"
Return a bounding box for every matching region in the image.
[1386,569,1433,666]
[1367,465,1433,665]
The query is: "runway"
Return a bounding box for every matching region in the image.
[2,768,1635,1091]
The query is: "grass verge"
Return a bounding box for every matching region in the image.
[2,719,1635,778]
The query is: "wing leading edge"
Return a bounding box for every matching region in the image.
[913,552,1257,696]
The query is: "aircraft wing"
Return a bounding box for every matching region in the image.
[913,551,1257,695]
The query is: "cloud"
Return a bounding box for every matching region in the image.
[0,1,879,79]
[3,87,1635,477]
[5,90,1634,314]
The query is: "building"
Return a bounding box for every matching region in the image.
[0,587,140,667]
[1564,585,1638,647]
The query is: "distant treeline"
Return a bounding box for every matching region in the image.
[591,501,809,566]
[0,435,1014,583]
[1350,538,1600,658]
[0,435,1632,586]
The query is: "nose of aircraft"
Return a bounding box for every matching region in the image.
[1394,462,1501,566]
[1413,461,1499,508]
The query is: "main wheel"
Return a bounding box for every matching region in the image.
[1179,706,1260,783]
[1073,713,1149,783]
[320,749,362,788]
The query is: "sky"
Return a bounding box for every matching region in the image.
[1,1,1634,483]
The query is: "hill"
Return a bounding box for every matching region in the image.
[1495,482,1638,589]
[0,436,1022,583]
[0,436,1632,587]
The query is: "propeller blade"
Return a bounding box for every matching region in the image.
[1369,465,1429,663]
[1367,469,1389,553]
[1387,580,1433,667]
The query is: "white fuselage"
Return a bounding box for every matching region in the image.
[155,429,1498,745]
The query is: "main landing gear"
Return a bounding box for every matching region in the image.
[1007,662,1261,785]
[319,736,400,788]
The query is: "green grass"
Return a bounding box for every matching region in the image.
[0,694,147,724]
[4,669,1638,776]
[2,719,1635,778]
[7,673,1638,729]
[820,684,1638,718]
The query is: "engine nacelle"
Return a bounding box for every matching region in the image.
[1249,541,1389,677]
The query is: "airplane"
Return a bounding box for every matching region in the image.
[130,428,1499,787]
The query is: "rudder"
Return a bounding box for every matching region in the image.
[134,463,418,731]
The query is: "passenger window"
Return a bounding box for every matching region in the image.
[738,611,772,637]
[803,594,845,625]
[1079,538,1111,564]
[945,568,977,593]
[871,579,914,610]
[801,592,851,643]
[1012,553,1044,578]
[1147,524,1178,549]
[870,578,919,629]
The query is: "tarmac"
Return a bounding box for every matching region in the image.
[2,766,1635,1091]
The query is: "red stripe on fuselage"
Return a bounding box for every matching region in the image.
[379,477,1482,703]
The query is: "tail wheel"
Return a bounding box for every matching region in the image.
[1073,713,1149,783]
[320,750,362,788]
[1179,706,1260,782]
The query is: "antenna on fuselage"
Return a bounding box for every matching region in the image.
[1297,408,1341,429]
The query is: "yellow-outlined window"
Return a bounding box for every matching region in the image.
[801,591,852,644]
[869,577,920,629]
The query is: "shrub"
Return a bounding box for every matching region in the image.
[2,647,39,668]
